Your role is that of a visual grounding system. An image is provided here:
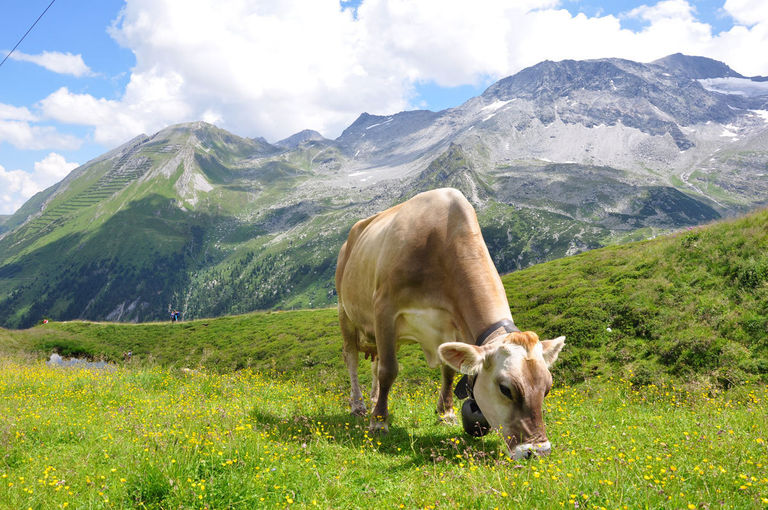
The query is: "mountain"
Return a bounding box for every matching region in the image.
[275,129,329,149]
[1,53,767,328]
[652,52,746,79]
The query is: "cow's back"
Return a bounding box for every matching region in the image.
[336,188,502,337]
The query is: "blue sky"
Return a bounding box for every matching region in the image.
[1,0,767,214]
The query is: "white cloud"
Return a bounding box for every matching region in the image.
[0,164,40,214]
[39,87,144,145]
[0,153,79,215]
[104,0,407,142]
[0,164,39,197]
[0,119,81,150]
[10,50,93,77]
[626,0,697,23]
[0,103,36,122]
[34,152,79,181]
[723,0,768,26]
[22,0,768,148]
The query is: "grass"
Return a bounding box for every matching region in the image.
[2,195,768,507]
[0,309,438,390]
[0,359,765,509]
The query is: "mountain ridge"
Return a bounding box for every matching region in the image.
[1,53,767,328]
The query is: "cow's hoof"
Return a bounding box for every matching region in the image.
[369,415,389,434]
[437,411,458,425]
[350,398,367,417]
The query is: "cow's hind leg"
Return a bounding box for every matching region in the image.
[340,310,366,417]
[437,364,458,425]
[370,303,398,434]
[370,357,380,406]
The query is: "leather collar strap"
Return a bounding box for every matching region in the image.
[474,318,519,346]
[454,318,519,400]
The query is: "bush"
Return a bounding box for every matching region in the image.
[627,359,661,386]
[658,329,723,374]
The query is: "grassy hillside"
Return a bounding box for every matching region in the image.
[504,206,768,386]
[2,205,767,387]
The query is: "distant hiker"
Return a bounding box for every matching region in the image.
[123,350,132,363]
[171,310,181,322]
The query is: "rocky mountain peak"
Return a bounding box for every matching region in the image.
[482,58,642,102]
[651,53,744,80]
[475,54,741,150]
[275,129,328,149]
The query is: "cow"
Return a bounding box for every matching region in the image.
[335,188,565,460]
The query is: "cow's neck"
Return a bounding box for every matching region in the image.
[451,265,514,343]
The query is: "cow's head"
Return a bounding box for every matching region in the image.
[438,331,565,460]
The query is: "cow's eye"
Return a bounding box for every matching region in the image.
[499,384,515,400]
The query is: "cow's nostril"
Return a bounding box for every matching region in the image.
[534,441,552,456]
[512,441,551,460]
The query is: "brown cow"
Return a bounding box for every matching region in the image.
[335,188,565,459]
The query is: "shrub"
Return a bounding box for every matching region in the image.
[658,329,723,374]
[627,359,661,386]
[733,257,768,288]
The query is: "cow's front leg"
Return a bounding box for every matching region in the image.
[437,364,458,425]
[370,357,380,406]
[370,307,397,434]
[340,310,366,416]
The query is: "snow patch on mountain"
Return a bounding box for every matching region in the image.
[481,99,513,113]
[698,78,768,97]
[366,118,393,130]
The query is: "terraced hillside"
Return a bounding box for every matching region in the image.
[24,152,153,237]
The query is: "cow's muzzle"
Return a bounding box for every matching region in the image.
[511,440,552,460]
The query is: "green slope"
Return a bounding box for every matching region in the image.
[2,205,766,386]
[504,207,768,385]
[0,123,324,328]
[0,121,747,330]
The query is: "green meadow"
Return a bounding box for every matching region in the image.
[0,358,766,509]
[1,206,768,508]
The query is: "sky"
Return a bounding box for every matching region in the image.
[1,0,768,215]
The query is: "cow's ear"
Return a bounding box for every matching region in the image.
[438,342,485,375]
[541,336,565,367]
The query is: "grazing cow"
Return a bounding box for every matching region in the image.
[335,188,565,459]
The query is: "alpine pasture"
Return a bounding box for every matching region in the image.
[2,207,768,508]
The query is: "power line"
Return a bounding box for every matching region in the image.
[0,0,58,70]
